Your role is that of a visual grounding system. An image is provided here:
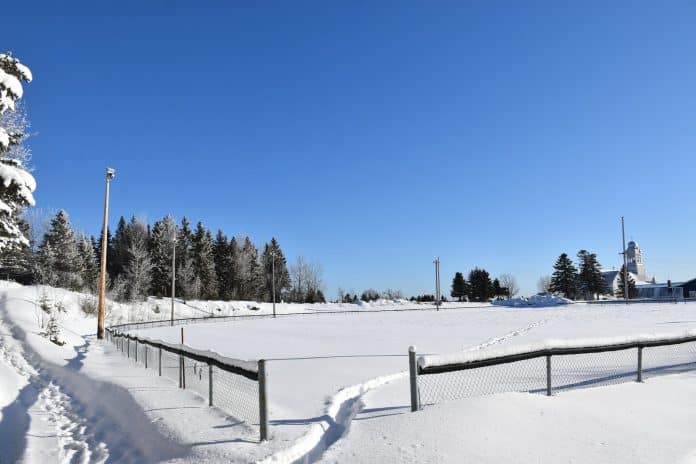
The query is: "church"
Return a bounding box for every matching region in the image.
[602,241,696,299]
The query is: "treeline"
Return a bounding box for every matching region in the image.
[449,268,519,302]
[546,250,608,300]
[2,210,326,303]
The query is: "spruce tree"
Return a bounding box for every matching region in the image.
[176,217,199,299]
[149,215,176,297]
[0,53,35,252]
[550,253,578,299]
[236,236,263,300]
[192,222,218,300]
[77,234,99,293]
[492,278,504,299]
[467,267,492,302]
[39,210,82,289]
[616,265,639,299]
[122,219,152,301]
[577,250,607,300]
[450,272,468,301]
[213,229,235,300]
[109,216,128,279]
[260,238,291,302]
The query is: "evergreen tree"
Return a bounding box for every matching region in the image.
[149,215,176,297]
[236,236,262,300]
[0,215,33,283]
[491,278,504,299]
[39,210,82,289]
[171,217,193,299]
[109,216,128,279]
[123,221,153,302]
[577,250,606,300]
[213,230,235,300]
[192,222,218,300]
[550,253,578,299]
[260,238,291,302]
[450,272,468,301]
[0,53,35,252]
[467,267,492,302]
[616,265,639,299]
[77,234,99,293]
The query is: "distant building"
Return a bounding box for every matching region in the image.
[625,241,646,281]
[601,239,694,300]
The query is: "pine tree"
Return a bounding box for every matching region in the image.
[176,217,196,299]
[109,216,128,279]
[121,219,152,301]
[213,230,234,300]
[467,267,492,302]
[149,215,176,297]
[491,278,504,299]
[616,265,639,299]
[260,238,291,302]
[39,210,82,289]
[77,234,99,293]
[550,253,578,299]
[236,236,262,300]
[192,222,218,300]
[450,272,468,301]
[577,250,606,300]
[0,53,35,252]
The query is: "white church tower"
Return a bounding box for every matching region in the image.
[626,241,646,282]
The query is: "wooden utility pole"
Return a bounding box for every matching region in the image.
[97,167,115,339]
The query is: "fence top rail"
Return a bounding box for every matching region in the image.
[107,327,259,380]
[106,303,492,333]
[418,331,696,376]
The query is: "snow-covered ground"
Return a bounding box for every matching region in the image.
[2,283,696,463]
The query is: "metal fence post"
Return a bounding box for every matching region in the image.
[409,346,419,412]
[546,355,552,396]
[145,346,148,369]
[135,340,138,362]
[158,347,162,376]
[637,347,643,382]
[208,363,213,406]
[127,339,130,358]
[258,359,269,441]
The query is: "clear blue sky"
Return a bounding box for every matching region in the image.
[5,1,696,298]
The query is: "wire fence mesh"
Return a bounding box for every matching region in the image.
[416,340,696,409]
[418,357,546,405]
[106,329,265,440]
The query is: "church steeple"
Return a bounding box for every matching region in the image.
[626,241,646,281]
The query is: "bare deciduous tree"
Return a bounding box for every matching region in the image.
[499,273,519,299]
[537,275,552,294]
[290,256,323,303]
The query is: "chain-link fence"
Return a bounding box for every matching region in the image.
[410,336,696,411]
[105,328,268,441]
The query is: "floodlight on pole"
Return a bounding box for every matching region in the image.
[97,167,115,340]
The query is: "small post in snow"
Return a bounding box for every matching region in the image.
[409,346,419,411]
[546,355,552,396]
[180,327,185,389]
[127,339,130,358]
[135,340,138,362]
[208,363,213,406]
[637,347,643,382]
[158,347,162,376]
[258,360,269,441]
[144,346,148,369]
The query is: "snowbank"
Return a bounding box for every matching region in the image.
[492,294,572,308]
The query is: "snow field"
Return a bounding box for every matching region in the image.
[138,300,696,462]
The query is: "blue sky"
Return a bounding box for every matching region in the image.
[5,1,696,298]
